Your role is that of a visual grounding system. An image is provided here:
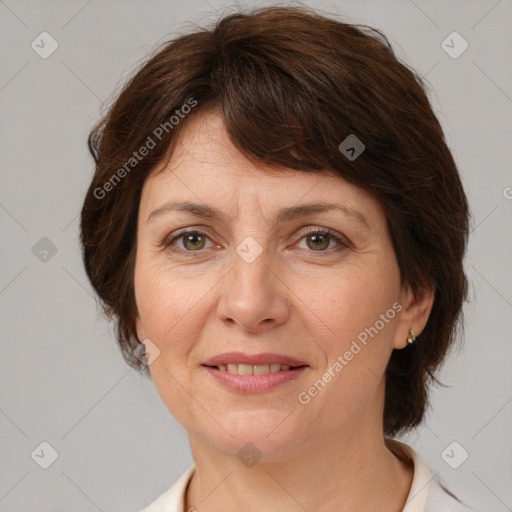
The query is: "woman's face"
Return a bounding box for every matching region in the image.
[134,111,424,459]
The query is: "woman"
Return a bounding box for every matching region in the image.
[80,6,473,512]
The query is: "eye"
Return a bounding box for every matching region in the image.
[161,227,349,256]
[162,229,216,254]
[296,228,349,253]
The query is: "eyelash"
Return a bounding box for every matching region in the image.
[161,227,349,257]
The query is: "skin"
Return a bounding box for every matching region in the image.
[134,111,435,512]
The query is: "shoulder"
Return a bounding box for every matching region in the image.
[138,464,195,512]
[425,478,475,512]
[387,439,475,512]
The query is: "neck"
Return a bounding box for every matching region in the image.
[185,419,413,512]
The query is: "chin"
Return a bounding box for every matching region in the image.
[197,412,305,461]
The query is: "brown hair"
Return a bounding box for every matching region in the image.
[80,5,469,436]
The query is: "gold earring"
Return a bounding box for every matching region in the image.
[407,329,416,344]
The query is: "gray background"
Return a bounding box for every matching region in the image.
[1,0,511,511]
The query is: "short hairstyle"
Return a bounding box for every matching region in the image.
[80,5,469,437]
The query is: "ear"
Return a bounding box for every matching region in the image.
[393,282,435,350]
[134,312,146,342]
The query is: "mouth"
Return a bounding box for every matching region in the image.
[202,363,308,375]
[202,351,309,369]
[201,356,310,393]
[200,352,310,392]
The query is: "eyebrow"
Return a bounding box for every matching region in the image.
[147,200,371,229]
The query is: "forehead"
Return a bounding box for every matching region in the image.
[140,111,383,231]
[154,111,308,182]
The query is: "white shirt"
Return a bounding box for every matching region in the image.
[139,441,474,512]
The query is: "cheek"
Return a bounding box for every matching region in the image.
[306,265,401,369]
[304,276,400,415]
[317,271,398,329]
[134,257,183,342]
[134,261,206,419]
[134,257,215,357]
[135,252,180,311]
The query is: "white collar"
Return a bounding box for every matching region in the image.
[140,440,472,512]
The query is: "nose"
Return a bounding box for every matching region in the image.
[216,245,290,333]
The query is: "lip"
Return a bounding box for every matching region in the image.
[202,352,309,367]
[202,365,309,393]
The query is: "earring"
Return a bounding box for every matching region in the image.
[407,329,417,344]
